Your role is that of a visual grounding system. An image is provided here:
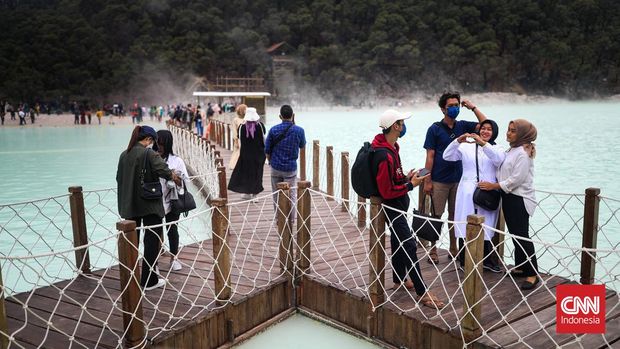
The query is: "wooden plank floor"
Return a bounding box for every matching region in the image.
[4,135,619,348]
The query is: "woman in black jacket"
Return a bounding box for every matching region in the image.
[116,125,180,291]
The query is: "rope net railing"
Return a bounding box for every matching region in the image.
[294,187,620,348]
[0,187,289,348]
[1,133,619,348]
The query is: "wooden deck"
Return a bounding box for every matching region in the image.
[3,135,620,349]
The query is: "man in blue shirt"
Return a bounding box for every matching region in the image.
[423,92,487,264]
[265,105,306,214]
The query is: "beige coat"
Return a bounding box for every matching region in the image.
[228,116,245,170]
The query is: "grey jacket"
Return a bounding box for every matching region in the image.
[116,144,172,219]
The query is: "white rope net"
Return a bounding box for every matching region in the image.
[0,139,618,349]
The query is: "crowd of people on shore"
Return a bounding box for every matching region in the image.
[115,92,539,311]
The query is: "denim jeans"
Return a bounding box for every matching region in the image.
[270,167,297,220]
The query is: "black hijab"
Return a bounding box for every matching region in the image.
[478,119,499,145]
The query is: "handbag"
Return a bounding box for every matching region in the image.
[472,144,501,211]
[140,149,163,200]
[170,181,197,216]
[411,195,444,242]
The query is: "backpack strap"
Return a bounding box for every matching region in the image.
[434,121,456,139]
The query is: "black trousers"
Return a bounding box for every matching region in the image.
[128,214,163,288]
[385,207,427,296]
[501,192,538,277]
[165,211,180,256]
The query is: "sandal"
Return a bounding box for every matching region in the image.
[418,292,445,310]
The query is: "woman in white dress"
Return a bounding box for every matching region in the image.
[443,119,504,272]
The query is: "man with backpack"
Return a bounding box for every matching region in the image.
[362,109,444,309]
[264,105,306,215]
[423,92,487,264]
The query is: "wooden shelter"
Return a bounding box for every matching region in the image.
[193,91,270,116]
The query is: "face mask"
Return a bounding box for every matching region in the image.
[446,106,460,119]
[146,142,154,149]
[399,123,407,138]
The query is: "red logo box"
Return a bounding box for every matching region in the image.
[556,284,606,333]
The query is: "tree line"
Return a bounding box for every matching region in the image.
[0,0,619,104]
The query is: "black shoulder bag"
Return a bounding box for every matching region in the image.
[140,149,163,200]
[170,180,197,217]
[412,195,444,242]
[472,144,501,211]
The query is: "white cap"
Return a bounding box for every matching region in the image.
[244,107,260,122]
[379,109,411,129]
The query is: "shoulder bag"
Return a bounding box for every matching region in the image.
[472,144,501,211]
[140,149,163,200]
[170,180,197,217]
[411,195,444,242]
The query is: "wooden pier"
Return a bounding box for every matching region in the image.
[0,124,618,349]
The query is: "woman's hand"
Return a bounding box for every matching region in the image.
[478,181,500,191]
[470,133,486,146]
[456,134,470,143]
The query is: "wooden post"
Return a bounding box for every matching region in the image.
[462,214,485,341]
[580,188,601,285]
[217,166,227,199]
[341,152,350,212]
[211,198,232,302]
[68,186,91,274]
[357,196,366,228]
[276,183,293,275]
[326,146,334,197]
[368,196,385,337]
[312,140,320,189]
[300,146,306,181]
[0,264,8,349]
[296,181,312,273]
[227,124,232,150]
[215,157,224,167]
[116,220,145,348]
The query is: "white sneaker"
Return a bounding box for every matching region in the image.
[251,194,259,203]
[144,278,166,291]
[241,194,252,200]
[171,260,182,271]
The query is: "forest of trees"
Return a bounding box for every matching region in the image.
[0,0,619,104]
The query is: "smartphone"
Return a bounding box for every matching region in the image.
[417,168,430,177]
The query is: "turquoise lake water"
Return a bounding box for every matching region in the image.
[0,101,619,345]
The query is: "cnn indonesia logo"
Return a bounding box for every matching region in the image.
[556,284,606,333]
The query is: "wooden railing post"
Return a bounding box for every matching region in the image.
[296,181,312,273]
[462,214,485,341]
[300,146,306,181]
[580,187,601,285]
[116,220,145,348]
[341,152,349,212]
[217,166,227,199]
[68,186,91,274]
[368,196,386,337]
[211,198,232,302]
[326,146,334,197]
[358,196,367,228]
[0,264,8,349]
[312,140,320,189]
[276,183,294,276]
[227,124,231,150]
[215,157,223,167]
